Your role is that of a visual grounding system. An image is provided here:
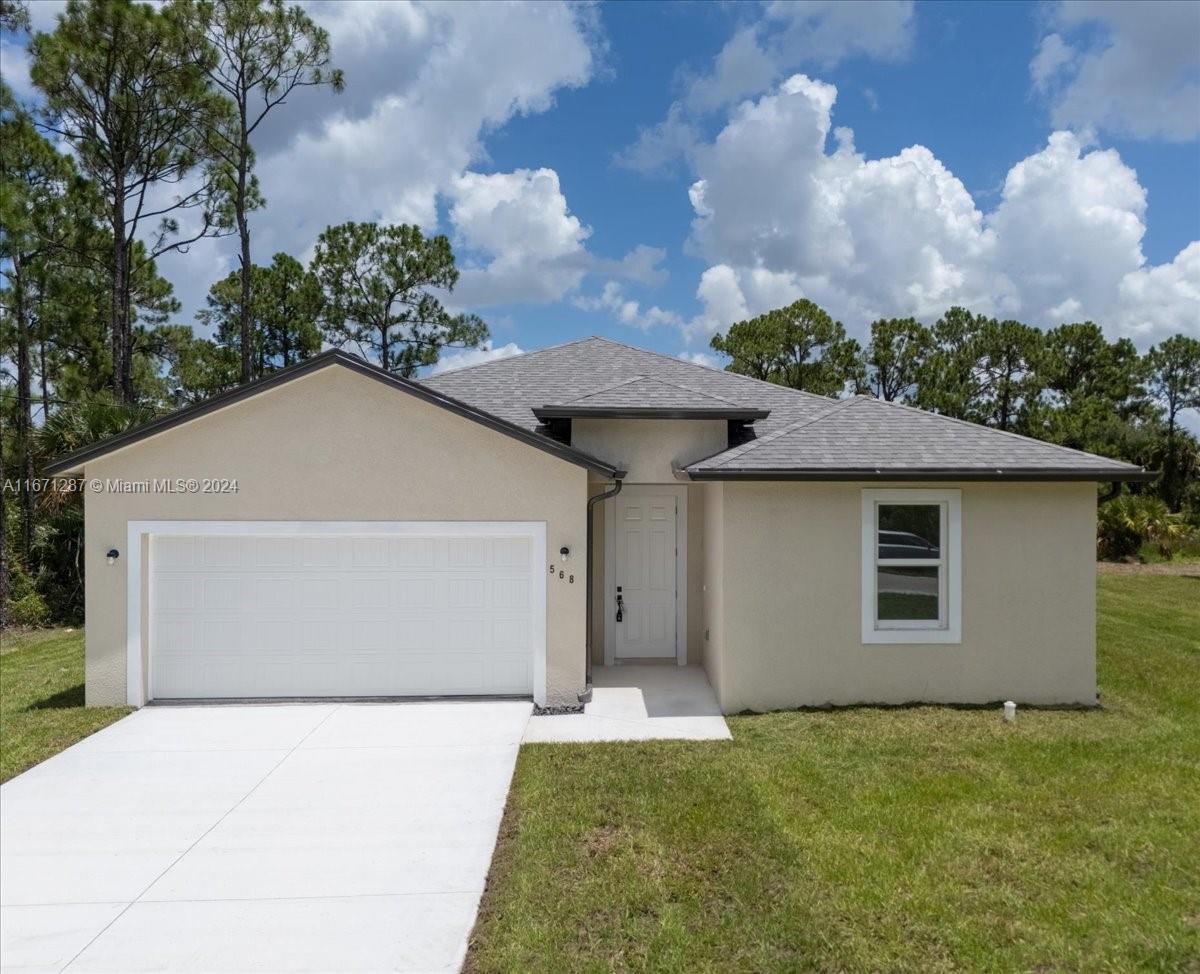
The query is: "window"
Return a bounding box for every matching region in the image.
[861,489,961,644]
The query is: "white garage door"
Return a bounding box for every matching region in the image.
[149,525,542,699]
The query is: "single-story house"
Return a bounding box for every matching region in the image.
[46,337,1152,713]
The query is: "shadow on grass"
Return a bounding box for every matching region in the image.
[28,683,85,710]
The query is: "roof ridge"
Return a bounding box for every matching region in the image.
[864,395,1148,469]
[564,372,745,408]
[639,373,744,406]
[421,335,597,380]
[586,335,836,405]
[564,373,648,403]
[704,395,860,468]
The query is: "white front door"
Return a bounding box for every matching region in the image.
[611,492,678,659]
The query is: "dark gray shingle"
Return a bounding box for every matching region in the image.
[687,395,1146,477]
[423,337,1150,479]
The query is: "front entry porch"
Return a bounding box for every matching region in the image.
[523,665,731,742]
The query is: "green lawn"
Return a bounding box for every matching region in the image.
[1,628,131,783]
[467,575,1200,973]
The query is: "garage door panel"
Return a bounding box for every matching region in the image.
[447,538,487,568]
[392,538,437,569]
[201,577,242,611]
[493,537,531,568]
[350,537,389,569]
[494,577,529,609]
[254,536,296,567]
[156,577,196,611]
[350,577,390,610]
[202,536,244,568]
[255,577,295,609]
[150,529,539,699]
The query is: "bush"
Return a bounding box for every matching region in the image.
[7,590,50,628]
[3,558,51,628]
[1098,494,1194,560]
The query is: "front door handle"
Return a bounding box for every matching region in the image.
[615,590,624,623]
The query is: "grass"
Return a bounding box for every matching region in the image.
[1,627,131,783]
[467,575,1200,973]
[1137,538,1200,565]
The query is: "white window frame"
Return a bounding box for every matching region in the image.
[861,489,961,645]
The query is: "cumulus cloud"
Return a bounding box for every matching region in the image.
[447,168,668,308]
[1114,242,1200,341]
[1032,1,1200,141]
[641,73,1198,347]
[449,168,591,306]
[616,0,914,173]
[152,0,603,322]
[574,281,684,331]
[427,340,525,375]
[574,262,807,344]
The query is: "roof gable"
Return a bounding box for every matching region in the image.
[45,351,624,477]
[425,336,826,431]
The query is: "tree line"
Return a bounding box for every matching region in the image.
[711,300,1200,511]
[1,0,489,627]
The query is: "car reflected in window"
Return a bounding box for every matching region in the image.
[877,529,940,561]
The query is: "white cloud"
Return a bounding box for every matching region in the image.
[678,350,722,369]
[575,262,807,343]
[155,0,603,320]
[0,37,34,101]
[1032,1,1200,141]
[449,168,591,306]
[616,0,914,173]
[634,73,1199,347]
[427,340,524,375]
[685,75,1002,334]
[987,131,1149,323]
[574,281,684,331]
[447,168,668,308]
[1114,242,1200,341]
[1030,33,1074,92]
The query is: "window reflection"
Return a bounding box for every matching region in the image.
[877,566,939,620]
[878,504,940,559]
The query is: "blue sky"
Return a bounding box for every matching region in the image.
[3,0,1198,373]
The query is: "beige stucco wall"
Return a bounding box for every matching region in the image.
[572,418,726,482]
[81,365,589,707]
[714,481,1097,712]
[700,483,725,700]
[589,482,706,666]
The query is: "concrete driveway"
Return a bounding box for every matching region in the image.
[1,701,532,973]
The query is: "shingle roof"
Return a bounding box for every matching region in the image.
[424,337,1152,482]
[424,336,829,433]
[686,395,1148,480]
[560,374,741,409]
[534,374,770,419]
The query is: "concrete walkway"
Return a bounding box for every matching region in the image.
[524,665,732,743]
[1,701,531,973]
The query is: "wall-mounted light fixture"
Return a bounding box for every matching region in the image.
[106,548,120,566]
[559,545,571,562]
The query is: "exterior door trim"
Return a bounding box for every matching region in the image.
[603,485,687,668]
[125,520,547,708]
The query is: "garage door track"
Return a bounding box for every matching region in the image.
[1,701,532,973]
